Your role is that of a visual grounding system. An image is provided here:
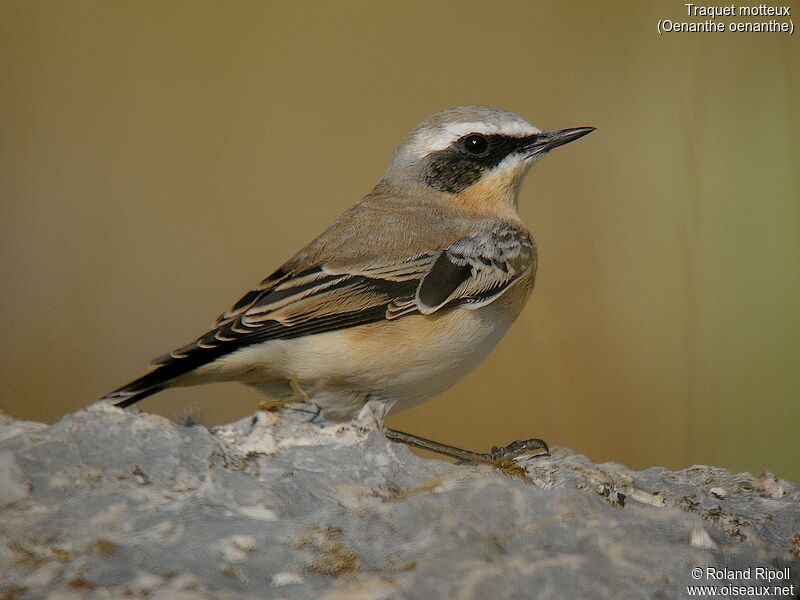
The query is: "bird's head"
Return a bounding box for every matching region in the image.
[384,105,594,217]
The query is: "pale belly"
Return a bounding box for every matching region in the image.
[186,281,532,420]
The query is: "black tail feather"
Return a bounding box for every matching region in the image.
[111,385,167,408]
[101,357,201,408]
[103,332,243,408]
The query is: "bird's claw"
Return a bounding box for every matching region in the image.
[487,437,550,462]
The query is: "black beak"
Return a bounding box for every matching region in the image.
[525,126,595,157]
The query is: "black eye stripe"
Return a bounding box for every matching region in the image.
[424,133,538,194]
[457,133,537,163]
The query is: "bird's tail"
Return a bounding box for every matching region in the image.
[102,331,235,408]
[105,385,166,408]
[100,361,190,408]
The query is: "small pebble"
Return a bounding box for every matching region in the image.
[690,526,717,550]
[629,488,666,507]
[709,487,727,499]
[755,472,785,499]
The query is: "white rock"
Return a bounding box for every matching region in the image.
[0,451,30,507]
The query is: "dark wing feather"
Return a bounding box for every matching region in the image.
[416,223,535,313]
[417,254,472,309]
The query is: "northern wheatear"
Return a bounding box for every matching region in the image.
[102,106,593,462]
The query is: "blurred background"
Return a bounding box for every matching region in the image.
[1,1,797,480]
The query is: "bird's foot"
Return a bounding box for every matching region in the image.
[258,377,324,423]
[383,428,550,465]
[257,399,288,413]
[487,438,550,461]
[356,397,395,430]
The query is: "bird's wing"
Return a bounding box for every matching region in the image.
[163,221,535,362]
[106,222,534,405]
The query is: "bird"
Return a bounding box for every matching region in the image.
[101,105,593,458]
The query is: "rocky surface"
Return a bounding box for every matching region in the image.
[0,405,798,599]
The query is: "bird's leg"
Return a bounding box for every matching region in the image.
[288,376,311,403]
[383,428,549,464]
[259,376,318,416]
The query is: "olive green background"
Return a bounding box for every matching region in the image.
[1,1,798,479]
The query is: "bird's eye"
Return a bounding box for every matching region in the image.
[463,134,489,156]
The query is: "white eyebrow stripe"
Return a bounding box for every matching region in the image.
[415,121,540,154]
